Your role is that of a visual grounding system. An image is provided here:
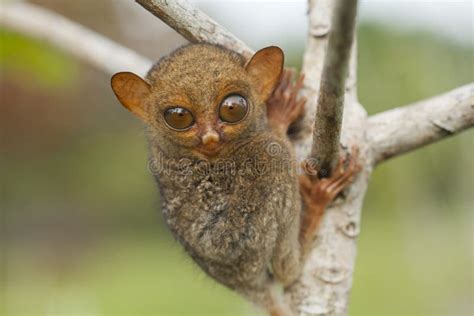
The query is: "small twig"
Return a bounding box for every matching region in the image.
[310,0,358,177]
[135,0,253,59]
[368,83,474,165]
[0,2,152,76]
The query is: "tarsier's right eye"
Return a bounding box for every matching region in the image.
[164,107,194,130]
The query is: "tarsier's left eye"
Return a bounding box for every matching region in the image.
[219,94,248,124]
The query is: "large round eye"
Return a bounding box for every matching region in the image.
[219,94,248,123]
[164,107,194,130]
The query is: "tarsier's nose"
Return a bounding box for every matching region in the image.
[197,128,222,156]
[201,129,220,146]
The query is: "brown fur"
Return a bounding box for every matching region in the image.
[145,44,302,311]
[111,43,359,315]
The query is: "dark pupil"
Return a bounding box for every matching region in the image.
[164,107,194,130]
[220,95,247,123]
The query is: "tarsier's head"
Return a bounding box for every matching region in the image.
[111,43,283,159]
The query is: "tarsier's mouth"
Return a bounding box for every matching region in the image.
[194,142,224,157]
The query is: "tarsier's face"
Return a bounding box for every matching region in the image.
[157,92,252,158]
[111,44,283,159]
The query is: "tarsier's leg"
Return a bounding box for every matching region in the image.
[267,69,307,290]
[298,147,361,256]
[266,69,306,136]
[271,216,302,287]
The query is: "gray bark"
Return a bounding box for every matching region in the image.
[135,0,253,59]
[368,83,474,165]
[310,0,358,177]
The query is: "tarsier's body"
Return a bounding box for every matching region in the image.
[111,44,358,316]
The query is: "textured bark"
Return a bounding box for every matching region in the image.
[135,0,254,59]
[2,1,473,315]
[295,0,358,161]
[294,0,333,160]
[310,0,358,177]
[286,0,370,314]
[368,83,474,165]
[0,2,152,76]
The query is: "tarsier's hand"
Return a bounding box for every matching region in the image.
[299,147,361,247]
[266,69,306,134]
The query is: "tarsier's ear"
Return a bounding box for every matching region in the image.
[245,46,284,100]
[111,72,151,121]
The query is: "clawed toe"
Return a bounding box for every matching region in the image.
[298,147,361,250]
[300,146,361,206]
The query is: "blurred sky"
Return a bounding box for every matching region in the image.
[189,0,473,47]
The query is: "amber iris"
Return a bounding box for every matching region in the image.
[164,107,194,130]
[219,95,248,123]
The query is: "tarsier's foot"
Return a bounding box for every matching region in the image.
[299,147,361,246]
[266,69,306,135]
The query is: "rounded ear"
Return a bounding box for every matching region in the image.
[245,46,284,101]
[111,72,151,121]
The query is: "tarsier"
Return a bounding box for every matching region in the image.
[111,44,359,316]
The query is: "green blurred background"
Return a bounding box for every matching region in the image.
[1,1,473,316]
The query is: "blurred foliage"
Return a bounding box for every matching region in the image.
[358,24,474,113]
[1,22,473,316]
[0,30,78,88]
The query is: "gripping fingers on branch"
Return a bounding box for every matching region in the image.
[298,147,360,249]
[266,69,307,135]
[324,146,361,199]
[301,146,360,206]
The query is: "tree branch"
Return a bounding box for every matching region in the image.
[135,0,253,59]
[4,1,471,315]
[296,0,360,156]
[295,0,333,158]
[368,83,474,165]
[310,0,358,177]
[0,2,152,76]
[286,1,369,315]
